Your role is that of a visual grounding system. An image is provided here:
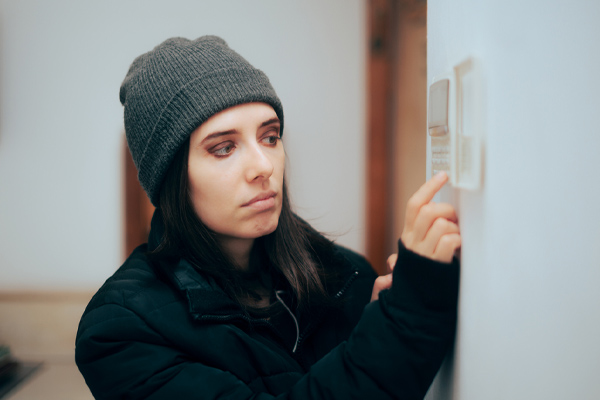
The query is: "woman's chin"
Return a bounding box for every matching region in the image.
[250,219,279,239]
[217,214,280,241]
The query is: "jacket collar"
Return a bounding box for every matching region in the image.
[148,209,359,321]
[169,258,243,319]
[148,210,243,318]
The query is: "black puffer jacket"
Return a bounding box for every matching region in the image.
[75,220,459,399]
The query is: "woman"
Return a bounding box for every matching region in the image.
[75,36,461,399]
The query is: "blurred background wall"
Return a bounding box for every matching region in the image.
[0,0,367,291]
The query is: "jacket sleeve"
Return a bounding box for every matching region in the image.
[76,240,459,400]
[292,240,460,399]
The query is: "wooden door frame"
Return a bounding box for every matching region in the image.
[366,0,427,274]
[366,0,396,274]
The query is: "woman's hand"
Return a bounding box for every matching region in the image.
[370,254,398,302]
[370,172,459,302]
[401,171,461,263]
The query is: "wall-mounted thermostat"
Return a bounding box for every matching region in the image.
[428,58,483,190]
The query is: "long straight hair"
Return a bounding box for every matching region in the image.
[149,139,341,315]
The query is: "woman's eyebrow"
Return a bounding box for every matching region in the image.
[199,117,280,145]
[200,129,237,145]
[260,117,280,128]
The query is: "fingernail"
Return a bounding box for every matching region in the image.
[434,171,447,181]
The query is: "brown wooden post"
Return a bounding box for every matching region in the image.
[123,136,154,260]
[366,0,395,274]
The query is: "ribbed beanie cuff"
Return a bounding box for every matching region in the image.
[120,36,284,205]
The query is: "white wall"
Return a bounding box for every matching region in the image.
[426,1,600,399]
[0,0,366,290]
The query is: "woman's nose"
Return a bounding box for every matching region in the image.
[245,144,274,182]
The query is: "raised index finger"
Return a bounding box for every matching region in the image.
[405,171,449,227]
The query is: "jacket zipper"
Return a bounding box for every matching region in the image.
[198,269,360,356]
[334,270,359,300]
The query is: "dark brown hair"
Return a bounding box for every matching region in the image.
[149,140,341,315]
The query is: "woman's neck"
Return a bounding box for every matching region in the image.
[218,236,273,309]
[218,236,255,271]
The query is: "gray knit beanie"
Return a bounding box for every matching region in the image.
[120,35,284,206]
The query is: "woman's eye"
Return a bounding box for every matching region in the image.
[211,142,235,157]
[262,135,280,146]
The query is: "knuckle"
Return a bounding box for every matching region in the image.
[420,203,435,219]
[433,217,450,231]
[386,253,398,265]
[439,233,461,249]
[453,235,462,248]
[406,197,421,215]
[374,275,392,289]
[438,235,452,247]
[439,202,453,213]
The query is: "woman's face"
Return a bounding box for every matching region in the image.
[187,102,285,241]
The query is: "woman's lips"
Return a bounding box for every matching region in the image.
[242,192,277,211]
